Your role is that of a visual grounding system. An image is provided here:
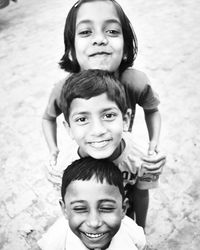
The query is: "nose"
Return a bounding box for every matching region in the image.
[92,31,108,45]
[90,118,107,136]
[86,210,102,228]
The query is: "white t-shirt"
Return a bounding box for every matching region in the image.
[38,216,146,250]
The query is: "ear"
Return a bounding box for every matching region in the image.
[121,198,129,218]
[123,109,132,132]
[59,199,69,220]
[123,54,127,61]
[63,121,74,140]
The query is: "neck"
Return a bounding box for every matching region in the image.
[78,147,88,158]
[108,139,125,161]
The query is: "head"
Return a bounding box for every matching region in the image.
[61,69,131,159]
[60,157,127,249]
[59,0,137,75]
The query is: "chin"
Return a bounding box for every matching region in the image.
[83,241,109,250]
[89,151,113,159]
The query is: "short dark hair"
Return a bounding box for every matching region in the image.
[61,69,127,123]
[59,0,138,75]
[61,157,125,202]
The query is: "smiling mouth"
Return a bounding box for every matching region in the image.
[84,232,105,239]
[89,52,111,57]
[88,140,111,148]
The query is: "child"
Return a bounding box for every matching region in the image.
[48,69,165,229]
[38,157,146,250]
[42,0,161,166]
[42,0,164,228]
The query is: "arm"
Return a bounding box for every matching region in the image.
[42,117,59,166]
[41,79,65,165]
[144,109,161,155]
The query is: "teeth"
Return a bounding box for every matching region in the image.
[85,232,104,238]
[89,140,110,148]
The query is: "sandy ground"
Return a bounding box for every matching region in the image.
[0,0,200,249]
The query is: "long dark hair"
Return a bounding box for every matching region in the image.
[59,0,138,75]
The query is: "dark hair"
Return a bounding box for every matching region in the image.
[61,157,125,202]
[59,0,138,75]
[60,69,127,123]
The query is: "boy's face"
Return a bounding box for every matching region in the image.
[68,93,130,159]
[60,177,127,249]
[75,0,124,73]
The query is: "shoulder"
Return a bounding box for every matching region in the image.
[122,133,145,157]
[37,217,68,250]
[109,216,146,250]
[51,75,70,96]
[120,68,150,90]
[122,216,146,249]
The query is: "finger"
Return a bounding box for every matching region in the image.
[49,155,57,166]
[155,145,160,154]
[148,149,156,156]
[143,166,163,174]
[142,159,166,171]
[148,143,156,155]
[142,154,166,163]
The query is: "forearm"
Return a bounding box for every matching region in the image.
[42,118,59,154]
[144,109,161,144]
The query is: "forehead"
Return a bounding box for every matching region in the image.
[76,0,120,25]
[69,93,121,115]
[64,178,122,203]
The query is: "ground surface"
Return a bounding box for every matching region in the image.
[0,0,200,249]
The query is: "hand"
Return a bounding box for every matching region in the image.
[49,149,59,166]
[141,152,166,174]
[148,141,159,156]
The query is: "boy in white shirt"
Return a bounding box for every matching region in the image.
[38,157,146,250]
[48,69,165,229]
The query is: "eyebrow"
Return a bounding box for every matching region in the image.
[76,19,121,27]
[99,199,117,204]
[71,107,120,118]
[70,200,85,205]
[70,199,117,205]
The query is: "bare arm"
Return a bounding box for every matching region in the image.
[42,118,59,165]
[144,109,161,155]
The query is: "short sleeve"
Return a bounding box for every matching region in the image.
[121,68,160,111]
[42,78,66,121]
[138,78,160,110]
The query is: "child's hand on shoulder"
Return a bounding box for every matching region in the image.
[148,141,159,156]
[141,151,166,174]
[49,149,59,166]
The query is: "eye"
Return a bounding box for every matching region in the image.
[103,112,117,121]
[77,29,92,37]
[99,206,115,213]
[106,29,120,36]
[73,206,88,213]
[74,116,88,125]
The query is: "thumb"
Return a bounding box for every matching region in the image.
[49,154,57,166]
[148,141,157,156]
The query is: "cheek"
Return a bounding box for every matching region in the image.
[70,125,84,140]
[111,121,124,135]
[113,38,124,53]
[75,40,85,57]
[68,213,83,230]
[103,213,122,229]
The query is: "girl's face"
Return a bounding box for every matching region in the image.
[75,0,124,73]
